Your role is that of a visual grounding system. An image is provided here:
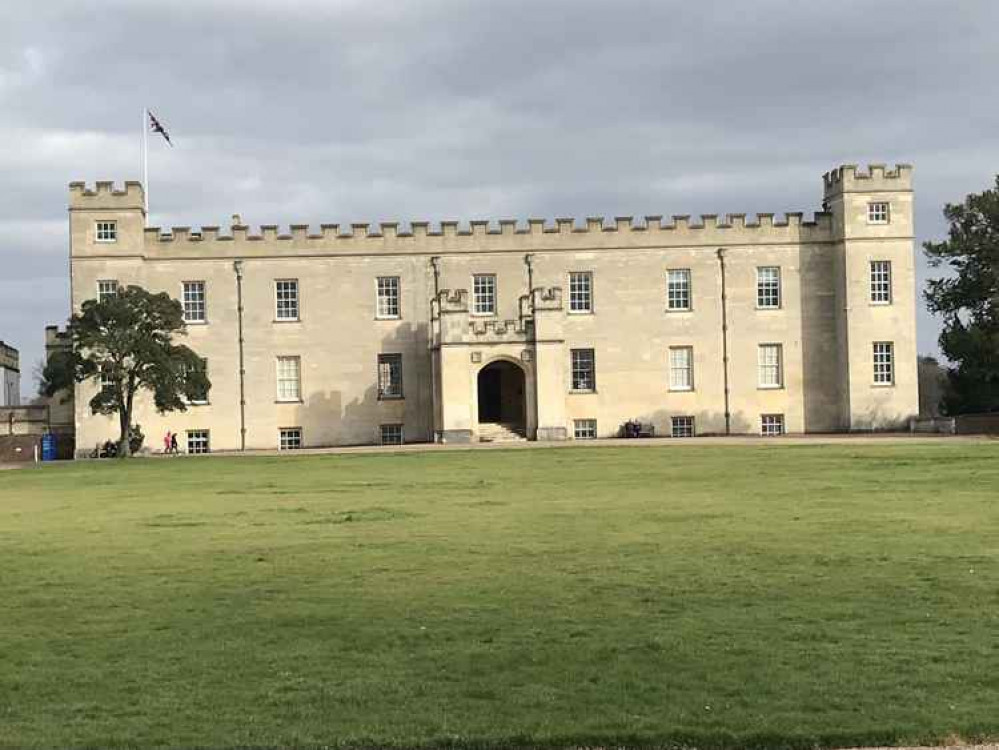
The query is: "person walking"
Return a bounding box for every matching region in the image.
[163,431,172,455]
[170,432,179,455]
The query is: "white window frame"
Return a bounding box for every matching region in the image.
[377,353,403,399]
[275,279,300,321]
[573,419,597,439]
[97,279,118,302]
[570,348,596,392]
[99,365,114,393]
[279,427,302,450]
[276,356,301,402]
[186,429,210,454]
[761,414,784,437]
[472,274,496,315]
[873,342,895,385]
[870,260,892,304]
[666,269,692,311]
[376,276,401,319]
[867,202,890,225]
[568,271,593,313]
[758,343,783,389]
[668,346,694,391]
[756,267,781,309]
[95,221,117,243]
[380,423,403,445]
[182,280,207,323]
[671,416,695,438]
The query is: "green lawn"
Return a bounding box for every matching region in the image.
[1,443,997,749]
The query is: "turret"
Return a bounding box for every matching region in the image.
[68,181,146,258]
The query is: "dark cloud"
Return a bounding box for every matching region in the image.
[2,0,998,397]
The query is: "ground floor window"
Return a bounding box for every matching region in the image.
[187,429,210,454]
[671,416,695,438]
[279,427,302,450]
[761,414,785,436]
[573,419,597,439]
[380,423,403,445]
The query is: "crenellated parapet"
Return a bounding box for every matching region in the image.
[469,318,532,339]
[532,286,563,312]
[437,289,469,313]
[823,163,912,198]
[69,180,144,211]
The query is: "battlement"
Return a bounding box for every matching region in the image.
[138,211,834,246]
[823,163,912,198]
[69,180,145,211]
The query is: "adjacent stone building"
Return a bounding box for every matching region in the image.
[67,163,918,453]
[1,341,20,407]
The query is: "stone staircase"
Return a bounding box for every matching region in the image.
[478,422,527,443]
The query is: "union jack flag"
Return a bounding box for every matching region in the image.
[148,111,172,146]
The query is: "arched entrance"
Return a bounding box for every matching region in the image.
[477,359,526,436]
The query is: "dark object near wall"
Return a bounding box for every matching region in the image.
[621,420,656,438]
[954,413,999,435]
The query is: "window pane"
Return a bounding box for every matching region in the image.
[573,419,597,439]
[761,414,784,436]
[873,342,894,384]
[757,267,781,308]
[669,347,693,390]
[183,281,206,322]
[671,416,694,438]
[568,272,592,312]
[279,428,302,450]
[870,260,892,303]
[276,280,299,320]
[186,430,210,454]
[868,202,890,224]
[667,269,691,310]
[472,274,496,314]
[276,356,301,401]
[97,280,118,302]
[95,221,117,242]
[758,344,783,388]
[378,354,403,398]
[377,277,400,318]
[570,348,595,391]
[380,423,403,445]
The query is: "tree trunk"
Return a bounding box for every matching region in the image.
[118,380,135,458]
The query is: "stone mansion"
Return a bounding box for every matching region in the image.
[67,163,918,453]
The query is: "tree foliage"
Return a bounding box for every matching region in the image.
[923,176,999,415]
[41,285,211,456]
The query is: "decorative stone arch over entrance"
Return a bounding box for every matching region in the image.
[476,358,527,438]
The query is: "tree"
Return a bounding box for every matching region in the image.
[924,176,999,415]
[42,285,211,457]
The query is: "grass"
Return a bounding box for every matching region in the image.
[1,442,997,749]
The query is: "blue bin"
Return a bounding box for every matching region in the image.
[41,433,57,462]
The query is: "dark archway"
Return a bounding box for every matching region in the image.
[477,360,526,429]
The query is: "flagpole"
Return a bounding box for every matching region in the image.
[141,107,149,224]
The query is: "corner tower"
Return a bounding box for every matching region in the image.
[824,164,918,429]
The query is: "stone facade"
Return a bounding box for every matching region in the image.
[0,341,19,407]
[67,164,918,453]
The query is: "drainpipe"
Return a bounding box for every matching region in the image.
[233,260,247,451]
[429,256,441,442]
[524,253,535,316]
[716,248,731,435]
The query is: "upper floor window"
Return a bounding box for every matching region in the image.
[669,346,694,391]
[182,281,206,323]
[870,260,892,304]
[868,202,890,224]
[99,364,114,393]
[873,342,894,385]
[95,221,117,243]
[377,353,403,399]
[472,274,496,315]
[758,343,783,389]
[376,277,400,319]
[666,269,691,311]
[276,356,301,401]
[757,267,781,309]
[570,348,596,392]
[568,272,593,313]
[97,279,118,302]
[275,280,299,321]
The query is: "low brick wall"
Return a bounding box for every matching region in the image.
[0,435,41,463]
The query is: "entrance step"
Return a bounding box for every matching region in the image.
[478,422,527,443]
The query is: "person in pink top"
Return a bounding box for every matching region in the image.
[163,431,172,454]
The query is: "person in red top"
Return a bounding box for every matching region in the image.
[163,431,172,454]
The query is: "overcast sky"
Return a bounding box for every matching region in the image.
[2,0,997,398]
